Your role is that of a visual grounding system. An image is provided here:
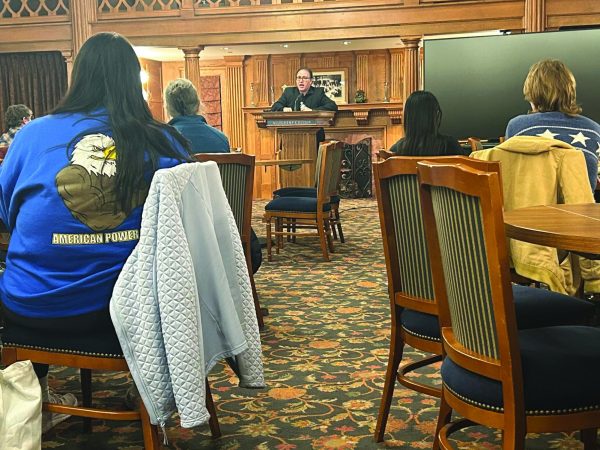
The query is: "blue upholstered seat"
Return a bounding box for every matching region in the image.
[2,322,123,356]
[265,196,331,213]
[511,284,593,328]
[401,284,593,343]
[442,326,600,414]
[401,309,440,342]
[273,187,340,204]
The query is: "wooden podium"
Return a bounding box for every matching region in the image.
[257,111,335,188]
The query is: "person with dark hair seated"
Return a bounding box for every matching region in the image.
[0,32,190,433]
[389,90,466,156]
[165,78,230,154]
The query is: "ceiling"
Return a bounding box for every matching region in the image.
[134,32,502,61]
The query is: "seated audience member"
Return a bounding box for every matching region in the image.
[389,90,466,156]
[0,104,33,157]
[165,78,230,154]
[0,32,190,432]
[271,68,338,112]
[506,59,600,191]
[471,135,600,296]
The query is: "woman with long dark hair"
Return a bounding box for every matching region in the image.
[0,32,190,432]
[389,90,465,156]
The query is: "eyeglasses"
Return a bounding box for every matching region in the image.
[296,76,312,80]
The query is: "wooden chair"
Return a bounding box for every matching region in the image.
[272,140,345,243]
[193,152,265,329]
[0,342,221,448]
[373,156,594,443]
[467,137,484,152]
[264,140,343,261]
[377,148,395,160]
[418,161,600,450]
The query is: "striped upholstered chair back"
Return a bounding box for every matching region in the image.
[316,140,344,206]
[193,153,255,247]
[418,160,515,364]
[375,156,501,313]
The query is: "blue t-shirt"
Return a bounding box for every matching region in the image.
[506,112,600,190]
[0,111,187,318]
[169,115,230,154]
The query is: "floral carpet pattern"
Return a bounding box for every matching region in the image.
[40,199,585,449]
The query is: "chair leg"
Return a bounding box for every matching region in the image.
[205,378,221,439]
[433,394,453,450]
[247,258,265,330]
[80,368,93,433]
[502,418,526,450]
[330,211,338,241]
[139,399,160,450]
[316,216,330,261]
[266,218,272,262]
[335,208,345,243]
[324,218,335,253]
[581,428,598,450]
[374,325,404,442]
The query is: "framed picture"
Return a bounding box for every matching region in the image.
[312,69,348,105]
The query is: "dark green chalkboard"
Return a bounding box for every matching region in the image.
[424,29,600,140]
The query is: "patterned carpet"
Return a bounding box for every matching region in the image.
[39,199,585,449]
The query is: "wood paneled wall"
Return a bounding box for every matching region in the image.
[138,57,163,121]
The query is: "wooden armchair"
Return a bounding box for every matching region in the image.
[193,152,265,329]
[373,156,594,443]
[418,161,600,449]
[264,140,343,261]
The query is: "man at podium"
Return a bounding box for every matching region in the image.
[271,68,338,112]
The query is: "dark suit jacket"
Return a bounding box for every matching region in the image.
[271,86,338,112]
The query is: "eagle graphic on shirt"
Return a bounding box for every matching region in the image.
[55,133,147,232]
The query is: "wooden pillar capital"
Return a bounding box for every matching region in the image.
[181,46,205,58]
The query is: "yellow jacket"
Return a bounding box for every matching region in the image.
[471,135,600,294]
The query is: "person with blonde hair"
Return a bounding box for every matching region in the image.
[164,78,230,153]
[505,59,600,191]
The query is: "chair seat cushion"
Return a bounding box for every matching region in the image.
[2,322,123,357]
[441,326,600,414]
[401,309,440,342]
[265,196,331,213]
[273,187,340,204]
[512,284,593,329]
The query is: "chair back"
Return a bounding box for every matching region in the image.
[467,137,484,152]
[418,161,522,392]
[378,149,395,160]
[374,156,501,314]
[193,153,255,247]
[316,140,343,207]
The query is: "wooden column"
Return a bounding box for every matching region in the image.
[70,0,96,57]
[252,55,269,107]
[389,48,403,103]
[181,46,205,91]
[524,0,545,32]
[401,36,421,101]
[356,51,370,100]
[61,51,73,85]
[225,56,246,149]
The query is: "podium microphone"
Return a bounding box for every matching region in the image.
[294,94,303,111]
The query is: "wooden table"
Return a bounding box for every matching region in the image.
[504,203,600,255]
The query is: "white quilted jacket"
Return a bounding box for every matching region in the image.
[110,162,264,429]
